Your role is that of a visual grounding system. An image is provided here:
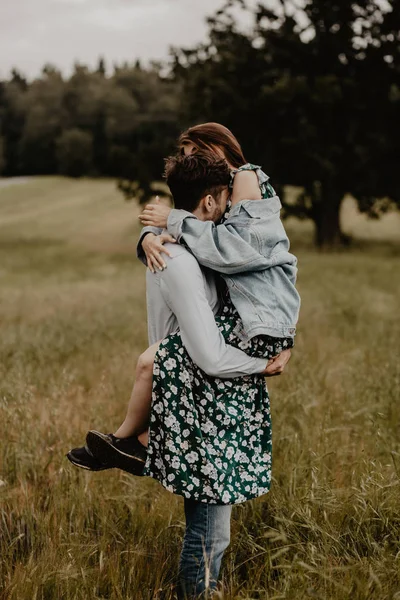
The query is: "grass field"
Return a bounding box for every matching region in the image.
[1,177,400,600]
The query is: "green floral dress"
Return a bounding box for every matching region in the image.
[143,164,293,505]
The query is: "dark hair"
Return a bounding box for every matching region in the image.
[178,122,246,169]
[164,151,230,212]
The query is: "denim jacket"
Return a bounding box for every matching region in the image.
[164,196,300,341]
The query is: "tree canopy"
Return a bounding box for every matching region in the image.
[172,0,400,246]
[0,61,180,194]
[0,0,398,247]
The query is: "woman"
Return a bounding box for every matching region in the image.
[135,123,298,505]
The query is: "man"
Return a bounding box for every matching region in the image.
[68,152,291,599]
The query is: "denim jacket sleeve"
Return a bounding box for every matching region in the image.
[167,209,269,275]
[136,226,163,266]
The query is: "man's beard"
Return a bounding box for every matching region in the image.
[213,204,224,224]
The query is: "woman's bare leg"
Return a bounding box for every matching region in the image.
[113,341,160,440]
[137,430,149,448]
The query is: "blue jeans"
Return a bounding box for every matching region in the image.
[176,499,232,599]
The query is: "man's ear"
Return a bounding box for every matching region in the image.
[204,194,215,213]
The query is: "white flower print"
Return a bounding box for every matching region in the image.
[238,340,251,350]
[186,451,199,464]
[179,371,190,384]
[164,358,177,371]
[222,491,231,503]
[200,463,213,476]
[155,458,164,470]
[201,420,214,434]
[164,415,176,428]
[226,447,235,460]
[171,457,180,469]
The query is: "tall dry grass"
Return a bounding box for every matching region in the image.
[1,178,400,599]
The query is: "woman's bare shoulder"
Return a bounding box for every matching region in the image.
[231,170,262,206]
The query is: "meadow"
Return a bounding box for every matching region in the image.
[0,177,400,600]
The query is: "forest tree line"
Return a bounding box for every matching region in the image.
[0,0,399,247]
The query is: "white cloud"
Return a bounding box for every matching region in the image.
[0,0,269,79]
[52,0,90,4]
[0,0,229,78]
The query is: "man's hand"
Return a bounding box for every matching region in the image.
[142,233,176,273]
[262,348,291,377]
[139,196,172,229]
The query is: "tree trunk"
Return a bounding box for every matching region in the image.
[312,189,346,249]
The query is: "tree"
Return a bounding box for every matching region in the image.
[56,128,93,177]
[0,136,5,175]
[0,72,27,176]
[97,57,106,77]
[173,0,400,247]
[18,66,65,174]
[111,63,181,203]
[0,61,181,185]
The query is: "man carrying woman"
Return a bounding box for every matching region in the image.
[68,123,299,599]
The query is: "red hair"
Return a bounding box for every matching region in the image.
[178,122,246,169]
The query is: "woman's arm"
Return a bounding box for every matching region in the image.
[138,207,269,275]
[230,170,261,206]
[138,169,266,272]
[166,213,269,274]
[139,170,262,228]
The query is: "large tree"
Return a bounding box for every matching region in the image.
[0,61,180,191]
[173,0,400,247]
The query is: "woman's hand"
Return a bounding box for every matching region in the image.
[141,233,176,273]
[262,348,291,377]
[139,197,172,229]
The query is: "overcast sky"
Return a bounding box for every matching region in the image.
[0,0,260,80]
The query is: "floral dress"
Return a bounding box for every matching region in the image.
[142,164,294,505]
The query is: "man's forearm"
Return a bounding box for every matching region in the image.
[160,257,266,378]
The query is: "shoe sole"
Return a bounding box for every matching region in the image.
[66,451,111,472]
[86,431,146,476]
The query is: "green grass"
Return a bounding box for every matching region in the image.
[1,177,400,599]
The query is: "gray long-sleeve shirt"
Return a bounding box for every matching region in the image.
[146,242,267,378]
